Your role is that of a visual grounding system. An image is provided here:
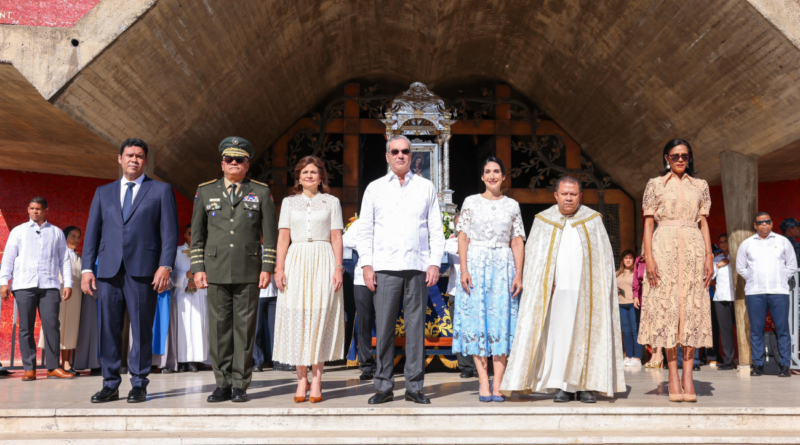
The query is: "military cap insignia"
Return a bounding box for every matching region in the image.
[232,138,239,145]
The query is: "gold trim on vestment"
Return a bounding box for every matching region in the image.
[541,224,559,332]
[577,221,594,389]
[535,214,564,229]
[572,212,601,227]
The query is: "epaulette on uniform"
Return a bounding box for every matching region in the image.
[250,180,270,188]
[198,180,216,187]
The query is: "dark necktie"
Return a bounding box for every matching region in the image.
[229,183,237,203]
[122,182,135,220]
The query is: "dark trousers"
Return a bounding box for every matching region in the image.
[619,303,642,359]
[97,264,157,390]
[15,288,60,371]
[374,271,426,393]
[746,293,791,368]
[353,285,376,373]
[253,297,277,366]
[714,301,736,366]
[207,282,259,390]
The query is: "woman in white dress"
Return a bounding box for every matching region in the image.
[172,224,209,372]
[273,156,345,404]
[38,226,82,373]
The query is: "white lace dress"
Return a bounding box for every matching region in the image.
[273,193,345,366]
[452,195,526,357]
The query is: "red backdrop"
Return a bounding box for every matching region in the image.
[707,179,800,241]
[0,169,194,364]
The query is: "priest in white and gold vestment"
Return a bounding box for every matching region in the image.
[500,176,625,402]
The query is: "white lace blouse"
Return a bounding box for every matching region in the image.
[456,195,526,246]
[278,193,343,242]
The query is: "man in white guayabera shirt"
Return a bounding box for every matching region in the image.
[736,212,797,378]
[359,135,445,405]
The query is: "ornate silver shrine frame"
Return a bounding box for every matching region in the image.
[381,82,457,214]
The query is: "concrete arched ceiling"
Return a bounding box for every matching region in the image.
[38,0,800,198]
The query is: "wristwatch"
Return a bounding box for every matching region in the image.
[162,266,173,272]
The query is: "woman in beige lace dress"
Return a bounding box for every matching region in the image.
[273,156,345,404]
[638,139,713,403]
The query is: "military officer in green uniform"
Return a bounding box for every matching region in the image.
[191,137,277,403]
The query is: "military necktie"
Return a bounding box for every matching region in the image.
[122,182,135,220]
[230,183,237,204]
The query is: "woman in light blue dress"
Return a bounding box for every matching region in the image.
[453,157,525,402]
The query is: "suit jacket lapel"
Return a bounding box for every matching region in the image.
[232,181,249,207]
[113,179,123,224]
[124,176,153,224]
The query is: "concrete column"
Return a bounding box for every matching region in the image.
[719,151,757,368]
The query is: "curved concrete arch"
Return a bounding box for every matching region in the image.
[4,0,800,199]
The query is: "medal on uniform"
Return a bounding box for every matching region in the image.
[248,211,253,218]
[211,211,216,217]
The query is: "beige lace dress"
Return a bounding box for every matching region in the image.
[637,173,713,349]
[272,193,345,366]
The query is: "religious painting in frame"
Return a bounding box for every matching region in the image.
[409,140,439,192]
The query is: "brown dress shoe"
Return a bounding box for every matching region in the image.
[22,371,36,381]
[47,368,75,379]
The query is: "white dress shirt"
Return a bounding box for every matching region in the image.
[120,174,145,207]
[444,236,460,295]
[0,220,72,291]
[342,218,364,286]
[736,232,798,295]
[358,171,445,272]
[711,253,734,302]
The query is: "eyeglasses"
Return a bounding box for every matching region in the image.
[668,154,692,161]
[223,156,248,164]
[755,220,772,226]
[390,149,411,156]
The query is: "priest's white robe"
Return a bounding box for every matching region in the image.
[172,243,209,363]
[501,205,625,397]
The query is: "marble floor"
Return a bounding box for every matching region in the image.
[0,363,798,410]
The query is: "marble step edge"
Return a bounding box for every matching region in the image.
[3,406,800,417]
[2,429,800,445]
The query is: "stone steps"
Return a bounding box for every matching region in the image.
[2,429,800,444]
[1,407,799,444]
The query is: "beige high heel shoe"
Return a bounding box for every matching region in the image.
[669,391,684,402]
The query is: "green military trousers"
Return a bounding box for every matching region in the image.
[207,282,260,390]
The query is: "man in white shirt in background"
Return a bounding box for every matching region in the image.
[443,212,477,379]
[342,217,377,380]
[736,212,798,377]
[359,135,445,405]
[711,234,736,371]
[0,197,74,381]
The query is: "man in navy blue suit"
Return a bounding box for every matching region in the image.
[81,138,179,403]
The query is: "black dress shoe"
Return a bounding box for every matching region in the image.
[177,363,187,373]
[65,368,79,376]
[577,391,597,403]
[359,370,374,381]
[207,387,232,403]
[186,362,199,373]
[778,366,792,377]
[553,389,574,403]
[405,390,431,404]
[231,388,249,402]
[459,369,474,378]
[750,365,763,376]
[90,368,102,376]
[160,367,174,374]
[253,364,264,372]
[127,387,147,403]
[718,364,736,371]
[692,364,701,371]
[91,387,119,403]
[368,390,394,404]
